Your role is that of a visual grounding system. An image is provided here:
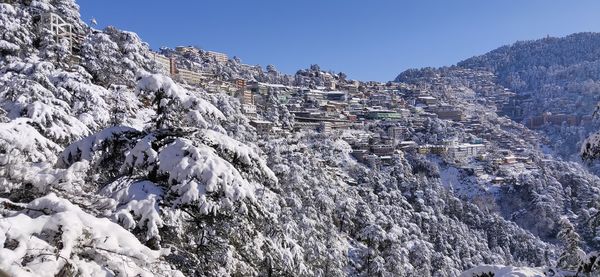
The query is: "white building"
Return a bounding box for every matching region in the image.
[446,143,486,160]
[175,69,204,85]
[152,53,172,73]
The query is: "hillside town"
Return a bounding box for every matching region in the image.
[5,2,600,276]
[146,46,567,192]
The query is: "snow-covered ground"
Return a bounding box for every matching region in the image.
[460,265,546,277]
[2,0,600,276]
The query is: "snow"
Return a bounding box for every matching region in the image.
[460,265,545,277]
[0,118,61,163]
[0,3,15,15]
[0,193,181,277]
[29,1,52,11]
[50,71,112,130]
[158,138,254,213]
[122,133,159,169]
[440,166,461,188]
[0,40,19,52]
[136,72,225,123]
[137,73,190,103]
[186,95,226,122]
[101,179,164,241]
[1,0,599,275]
[582,131,600,160]
[258,82,298,89]
[200,129,278,183]
[59,126,140,167]
[251,120,273,124]
[0,76,92,143]
[0,160,57,192]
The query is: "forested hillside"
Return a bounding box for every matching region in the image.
[2,1,600,276]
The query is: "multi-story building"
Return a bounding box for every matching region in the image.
[431,105,465,121]
[242,104,257,119]
[417,96,437,106]
[236,90,253,105]
[250,120,273,134]
[446,143,486,160]
[365,109,402,121]
[175,46,200,55]
[152,53,172,74]
[175,69,204,85]
[234,79,246,90]
[371,144,395,156]
[206,50,228,64]
[151,52,206,86]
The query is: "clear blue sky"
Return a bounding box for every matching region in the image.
[76,0,600,82]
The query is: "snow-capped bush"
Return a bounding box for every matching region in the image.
[0,193,181,277]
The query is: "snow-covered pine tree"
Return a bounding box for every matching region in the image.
[557,216,585,270]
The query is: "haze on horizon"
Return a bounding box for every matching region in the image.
[77,0,600,82]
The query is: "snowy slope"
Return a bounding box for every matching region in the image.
[2,0,599,276]
[460,265,546,277]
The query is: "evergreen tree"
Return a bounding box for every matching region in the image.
[557,216,585,270]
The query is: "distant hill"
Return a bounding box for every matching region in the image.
[457,32,600,92]
[395,33,600,160]
[395,32,600,93]
[461,32,600,69]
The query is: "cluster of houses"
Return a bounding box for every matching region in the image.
[342,130,400,167]
[22,11,575,189]
[524,111,594,129]
[406,68,598,131]
[152,47,245,94]
[521,88,599,129]
[149,47,550,181]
